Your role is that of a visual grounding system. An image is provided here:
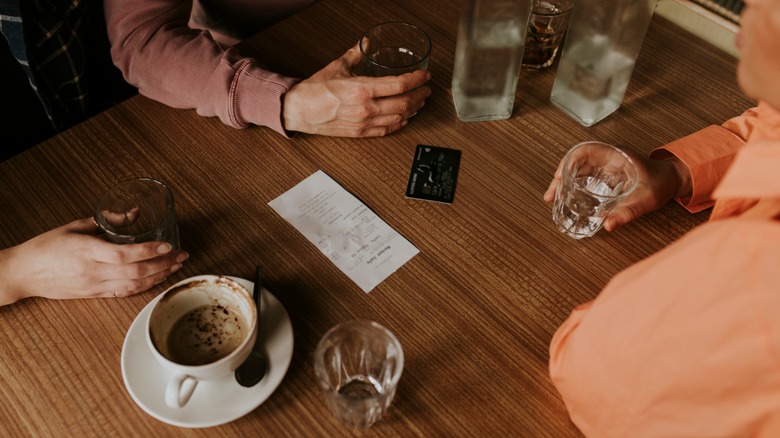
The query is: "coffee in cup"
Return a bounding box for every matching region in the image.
[165,301,248,366]
[147,275,257,408]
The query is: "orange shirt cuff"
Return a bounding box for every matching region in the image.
[650,125,745,213]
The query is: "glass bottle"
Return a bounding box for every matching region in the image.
[451,0,534,122]
[550,0,658,126]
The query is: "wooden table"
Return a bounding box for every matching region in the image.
[0,0,753,436]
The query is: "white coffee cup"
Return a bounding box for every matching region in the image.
[146,275,257,408]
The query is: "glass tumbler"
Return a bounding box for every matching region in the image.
[359,22,431,77]
[552,141,639,239]
[314,320,404,429]
[95,177,180,249]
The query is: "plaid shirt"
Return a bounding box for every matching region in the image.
[0,0,134,131]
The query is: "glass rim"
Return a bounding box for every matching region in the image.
[359,21,432,71]
[532,0,575,14]
[563,141,639,198]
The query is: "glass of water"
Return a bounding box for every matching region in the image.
[95,177,180,249]
[359,22,431,77]
[552,141,639,239]
[314,320,404,429]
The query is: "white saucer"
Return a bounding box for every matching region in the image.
[121,277,293,428]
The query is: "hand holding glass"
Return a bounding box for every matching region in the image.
[552,141,639,239]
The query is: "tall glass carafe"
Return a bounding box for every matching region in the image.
[451,0,534,122]
[550,0,658,126]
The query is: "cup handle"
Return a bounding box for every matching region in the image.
[165,373,198,408]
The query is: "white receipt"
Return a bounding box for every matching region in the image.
[268,170,419,293]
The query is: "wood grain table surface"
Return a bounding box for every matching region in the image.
[0,0,753,436]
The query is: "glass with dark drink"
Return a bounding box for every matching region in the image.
[522,0,574,70]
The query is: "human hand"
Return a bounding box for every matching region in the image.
[282,43,432,137]
[0,218,189,306]
[543,150,692,232]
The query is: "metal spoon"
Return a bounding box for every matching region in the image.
[235,266,268,387]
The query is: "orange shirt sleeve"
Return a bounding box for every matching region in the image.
[649,106,761,213]
[549,219,780,437]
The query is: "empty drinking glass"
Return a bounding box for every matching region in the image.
[314,320,404,429]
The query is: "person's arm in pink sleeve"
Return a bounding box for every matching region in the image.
[104,0,299,135]
[103,0,433,139]
[649,105,764,212]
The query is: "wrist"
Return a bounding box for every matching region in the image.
[667,157,693,199]
[281,85,304,134]
[0,246,24,306]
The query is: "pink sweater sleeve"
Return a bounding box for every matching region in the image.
[648,105,764,213]
[104,0,300,136]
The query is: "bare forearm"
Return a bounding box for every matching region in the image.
[0,247,23,307]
